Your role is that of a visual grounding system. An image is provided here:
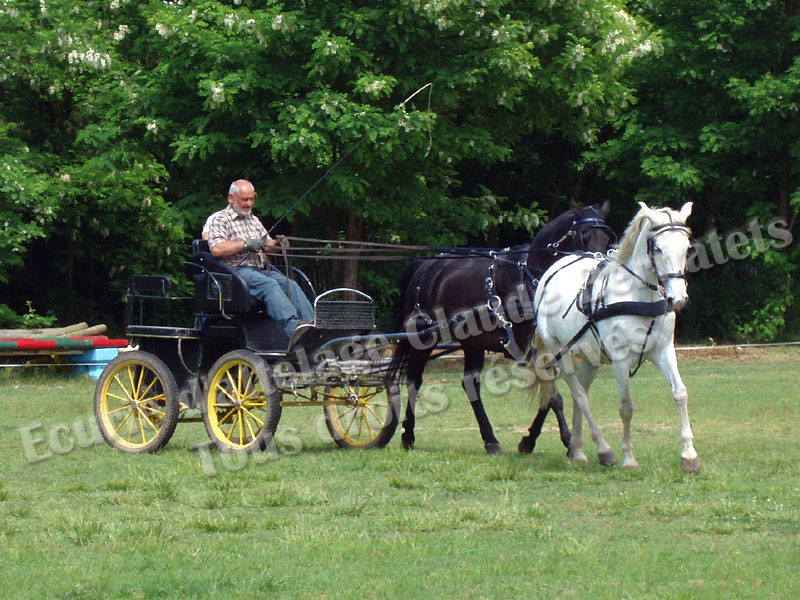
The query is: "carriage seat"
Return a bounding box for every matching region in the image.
[184,239,260,314]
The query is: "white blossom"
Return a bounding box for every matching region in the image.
[146,121,158,134]
[155,23,171,38]
[113,24,129,41]
[211,83,225,105]
[67,47,112,70]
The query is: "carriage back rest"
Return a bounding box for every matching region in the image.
[185,241,257,314]
[192,239,210,254]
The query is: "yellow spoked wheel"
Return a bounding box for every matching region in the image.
[94,351,179,453]
[203,350,282,452]
[323,380,400,449]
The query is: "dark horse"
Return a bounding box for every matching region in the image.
[393,201,614,454]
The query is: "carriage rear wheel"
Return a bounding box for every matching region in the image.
[94,351,180,453]
[323,379,400,449]
[203,350,282,453]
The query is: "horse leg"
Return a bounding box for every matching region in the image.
[517,384,571,455]
[462,347,502,455]
[401,349,430,450]
[517,403,548,454]
[563,370,614,466]
[651,347,699,473]
[550,390,572,451]
[611,361,637,469]
[577,359,615,466]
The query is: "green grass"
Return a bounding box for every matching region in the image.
[1,348,799,599]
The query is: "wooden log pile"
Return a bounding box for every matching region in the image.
[0,322,129,357]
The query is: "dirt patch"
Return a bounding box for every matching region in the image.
[675,344,800,363]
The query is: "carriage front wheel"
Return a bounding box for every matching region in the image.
[94,351,180,453]
[323,379,400,449]
[203,350,282,453]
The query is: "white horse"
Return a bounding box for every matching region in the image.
[530,202,699,473]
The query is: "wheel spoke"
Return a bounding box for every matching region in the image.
[138,375,159,402]
[217,407,237,425]
[105,403,131,416]
[113,374,134,403]
[241,406,264,428]
[364,404,386,427]
[139,406,164,433]
[114,408,134,434]
[134,365,146,400]
[140,403,166,418]
[243,412,257,441]
[137,407,159,435]
[135,409,147,444]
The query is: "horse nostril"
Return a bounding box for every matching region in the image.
[668,297,687,312]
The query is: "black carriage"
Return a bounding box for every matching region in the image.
[93,240,401,453]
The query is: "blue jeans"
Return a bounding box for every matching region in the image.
[237,267,314,336]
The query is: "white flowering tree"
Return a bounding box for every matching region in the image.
[1,0,650,327]
[587,0,800,340]
[0,0,183,325]
[138,0,650,295]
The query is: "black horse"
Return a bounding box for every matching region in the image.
[393,201,614,454]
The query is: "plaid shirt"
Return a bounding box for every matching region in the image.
[207,205,272,269]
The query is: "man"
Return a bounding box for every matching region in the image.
[207,179,314,343]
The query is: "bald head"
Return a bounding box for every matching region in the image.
[228,179,256,216]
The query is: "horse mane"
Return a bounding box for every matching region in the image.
[613,204,688,264]
[612,208,651,263]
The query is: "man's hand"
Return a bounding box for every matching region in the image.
[244,238,264,251]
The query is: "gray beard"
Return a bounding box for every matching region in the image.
[232,204,251,217]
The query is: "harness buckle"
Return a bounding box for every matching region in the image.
[487,294,503,313]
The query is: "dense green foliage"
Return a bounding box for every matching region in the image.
[0,0,797,339]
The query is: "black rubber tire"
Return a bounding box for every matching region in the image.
[94,351,180,453]
[203,349,282,452]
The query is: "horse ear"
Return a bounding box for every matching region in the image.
[638,201,657,220]
[678,201,693,222]
[599,199,611,218]
[570,198,580,213]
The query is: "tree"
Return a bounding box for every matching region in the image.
[0,0,184,327]
[587,0,800,340]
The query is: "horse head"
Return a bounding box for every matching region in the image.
[621,202,694,312]
[568,199,614,253]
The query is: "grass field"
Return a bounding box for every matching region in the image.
[1,346,798,599]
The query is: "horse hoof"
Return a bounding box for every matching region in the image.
[622,459,639,470]
[598,449,618,466]
[681,457,700,473]
[517,437,535,454]
[401,435,415,451]
[568,449,588,465]
[485,442,503,455]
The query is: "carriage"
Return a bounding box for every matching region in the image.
[93,239,402,454]
[95,200,623,458]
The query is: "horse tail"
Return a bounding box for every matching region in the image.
[528,333,557,410]
[387,260,425,381]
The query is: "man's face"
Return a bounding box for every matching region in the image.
[230,184,256,216]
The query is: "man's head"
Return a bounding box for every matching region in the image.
[228,179,256,216]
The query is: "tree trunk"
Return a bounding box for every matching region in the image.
[778,144,791,222]
[343,210,361,291]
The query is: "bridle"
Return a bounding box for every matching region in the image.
[645,221,692,291]
[547,216,618,255]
